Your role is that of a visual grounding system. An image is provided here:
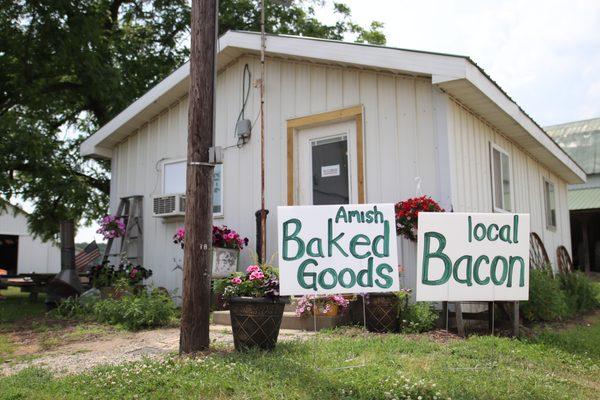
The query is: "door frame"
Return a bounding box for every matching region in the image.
[286,105,365,205]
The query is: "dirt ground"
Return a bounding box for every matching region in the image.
[1,324,311,377]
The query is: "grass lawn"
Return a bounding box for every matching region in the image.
[0,313,598,400]
[0,287,46,324]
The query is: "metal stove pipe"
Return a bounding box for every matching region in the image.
[46,221,83,308]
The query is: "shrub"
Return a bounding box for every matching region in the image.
[52,289,177,331]
[399,299,438,333]
[557,271,600,314]
[52,297,87,319]
[521,269,570,322]
[91,290,177,330]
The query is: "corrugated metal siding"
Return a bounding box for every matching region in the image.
[448,100,572,268]
[110,56,444,294]
[546,117,600,175]
[568,187,600,210]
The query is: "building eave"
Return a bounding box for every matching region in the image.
[80,30,585,184]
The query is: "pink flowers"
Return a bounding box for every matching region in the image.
[246,265,260,273]
[231,277,242,285]
[173,225,249,250]
[249,270,265,281]
[97,215,126,240]
[295,295,350,317]
[247,265,265,280]
[217,263,280,299]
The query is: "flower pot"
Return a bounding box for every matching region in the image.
[365,293,399,333]
[212,247,239,278]
[313,303,339,317]
[349,296,365,326]
[229,296,286,351]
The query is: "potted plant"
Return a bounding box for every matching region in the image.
[91,258,153,297]
[215,263,286,351]
[394,196,444,241]
[364,292,400,333]
[173,225,249,278]
[295,295,349,317]
[362,288,412,333]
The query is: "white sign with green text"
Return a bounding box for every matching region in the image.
[278,204,400,295]
[416,212,530,301]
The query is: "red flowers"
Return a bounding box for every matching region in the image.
[395,196,444,241]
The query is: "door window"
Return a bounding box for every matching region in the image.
[310,135,350,205]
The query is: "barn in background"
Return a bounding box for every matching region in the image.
[0,201,60,275]
[547,117,600,273]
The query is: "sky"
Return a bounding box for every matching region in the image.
[318,0,600,126]
[73,0,599,242]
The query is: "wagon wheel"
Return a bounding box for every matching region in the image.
[529,232,550,270]
[556,245,574,274]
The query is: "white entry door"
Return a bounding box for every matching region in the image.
[297,120,358,205]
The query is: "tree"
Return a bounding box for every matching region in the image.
[0,0,385,240]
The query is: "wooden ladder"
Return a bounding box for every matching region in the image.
[102,196,144,266]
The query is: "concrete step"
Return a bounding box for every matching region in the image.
[212,310,350,331]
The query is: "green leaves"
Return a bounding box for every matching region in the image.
[1,0,385,240]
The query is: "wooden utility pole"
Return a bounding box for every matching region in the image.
[180,0,217,354]
[259,0,267,263]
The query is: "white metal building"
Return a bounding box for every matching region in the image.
[80,31,586,294]
[0,202,60,275]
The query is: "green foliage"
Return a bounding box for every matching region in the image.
[91,290,176,330]
[557,271,600,314]
[394,290,438,333]
[52,297,87,319]
[218,1,386,44]
[1,0,385,240]
[400,302,438,334]
[521,269,571,322]
[52,289,177,331]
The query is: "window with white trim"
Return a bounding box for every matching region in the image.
[163,160,223,216]
[544,179,556,230]
[490,143,513,212]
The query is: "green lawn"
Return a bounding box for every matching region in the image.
[1,285,598,399]
[0,287,46,325]
[0,314,598,400]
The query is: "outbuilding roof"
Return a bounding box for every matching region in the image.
[568,187,600,210]
[546,117,600,175]
[80,30,586,184]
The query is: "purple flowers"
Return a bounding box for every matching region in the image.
[97,215,126,240]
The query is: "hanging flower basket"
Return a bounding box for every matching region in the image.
[394,196,444,241]
[172,225,249,277]
[97,215,126,240]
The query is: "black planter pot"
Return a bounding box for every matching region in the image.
[365,293,399,333]
[229,296,286,351]
[349,296,365,326]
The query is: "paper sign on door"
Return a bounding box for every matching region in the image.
[321,164,340,178]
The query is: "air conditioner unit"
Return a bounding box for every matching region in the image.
[152,194,186,217]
